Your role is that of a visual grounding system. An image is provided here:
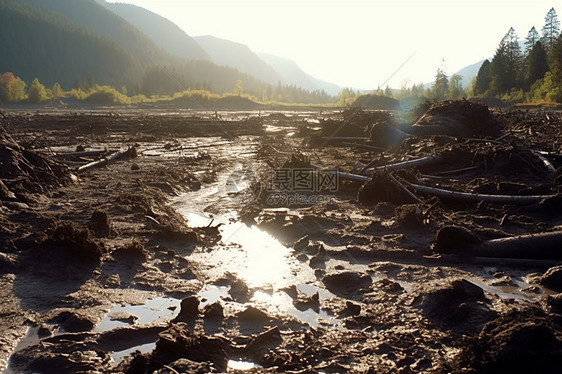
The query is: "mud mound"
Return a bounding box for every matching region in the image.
[322,271,372,297]
[353,94,400,110]
[412,100,500,138]
[123,323,228,373]
[45,221,106,265]
[0,126,71,194]
[357,171,417,205]
[414,279,496,337]
[442,310,562,374]
[320,107,391,137]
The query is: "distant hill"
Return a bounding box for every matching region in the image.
[99,1,210,61]
[258,53,341,96]
[18,0,169,66]
[0,0,139,88]
[194,35,283,85]
[455,59,487,88]
[4,0,274,95]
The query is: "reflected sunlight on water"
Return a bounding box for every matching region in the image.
[220,221,295,289]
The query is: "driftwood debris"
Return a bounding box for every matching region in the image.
[533,151,557,175]
[53,149,112,160]
[355,153,444,175]
[77,147,137,173]
[434,226,562,260]
[409,182,555,205]
[387,171,422,204]
[321,137,370,142]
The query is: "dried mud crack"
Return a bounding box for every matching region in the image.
[1,104,562,373]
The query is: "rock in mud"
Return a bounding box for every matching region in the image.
[48,310,95,332]
[45,221,106,265]
[229,278,250,302]
[294,291,320,311]
[539,265,562,292]
[112,240,147,261]
[322,271,372,297]
[174,296,200,322]
[414,279,496,336]
[88,210,114,238]
[432,226,482,254]
[203,302,224,319]
[245,326,283,358]
[237,306,271,322]
[293,235,310,252]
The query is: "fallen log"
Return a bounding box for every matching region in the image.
[321,136,370,142]
[433,165,479,176]
[77,147,136,173]
[434,226,562,260]
[338,171,371,183]
[53,149,110,160]
[355,153,444,174]
[409,182,555,205]
[476,231,562,260]
[533,151,557,175]
[387,171,422,204]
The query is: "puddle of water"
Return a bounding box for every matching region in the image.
[95,297,180,332]
[199,285,230,306]
[218,221,302,289]
[112,342,155,364]
[469,277,536,301]
[228,360,259,370]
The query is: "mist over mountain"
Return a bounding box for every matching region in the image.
[98,0,210,61]
[194,35,283,86]
[258,53,341,96]
[2,0,279,96]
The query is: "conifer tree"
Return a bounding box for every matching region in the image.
[525,41,548,88]
[474,60,491,96]
[542,7,560,52]
[524,26,541,56]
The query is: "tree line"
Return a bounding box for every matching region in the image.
[472,7,561,102]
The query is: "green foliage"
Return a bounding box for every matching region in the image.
[28,77,48,103]
[473,59,491,96]
[431,68,449,100]
[337,88,358,106]
[83,85,130,104]
[448,74,465,99]
[0,71,27,102]
[526,41,549,88]
[51,82,63,98]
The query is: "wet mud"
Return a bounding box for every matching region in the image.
[1,103,562,373]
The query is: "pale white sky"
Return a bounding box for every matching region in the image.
[108,0,557,89]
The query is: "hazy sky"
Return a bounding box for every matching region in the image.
[108,0,557,89]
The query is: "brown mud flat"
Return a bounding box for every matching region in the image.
[1,103,562,373]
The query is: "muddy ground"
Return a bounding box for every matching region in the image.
[1,102,562,373]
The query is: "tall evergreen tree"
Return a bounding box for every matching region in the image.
[525,41,549,88]
[542,7,560,52]
[524,26,541,56]
[490,28,522,94]
[548,34,562,90]
[474,59,491,95]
